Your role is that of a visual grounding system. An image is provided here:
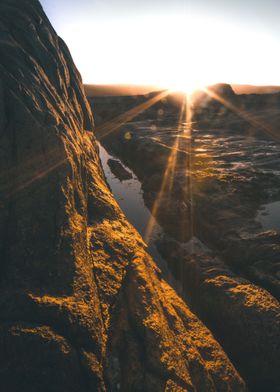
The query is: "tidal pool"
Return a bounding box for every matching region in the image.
[98,143,175,282]
[256,201,280,231]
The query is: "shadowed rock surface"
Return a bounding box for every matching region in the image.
[0,0,246,390]
[107,159,133,181]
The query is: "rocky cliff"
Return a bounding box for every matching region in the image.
[0,1,246,391]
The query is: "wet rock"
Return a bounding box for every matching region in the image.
[154,236,280,391]
[107,159,132,181]
[182,255,280,392]
[0,0,245,390]
[96,100,280,298]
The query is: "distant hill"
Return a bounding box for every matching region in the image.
[85,83,280,97]
[84,84,162,97]
[232,84,280,95]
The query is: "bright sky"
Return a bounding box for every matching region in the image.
[40,0,280,90]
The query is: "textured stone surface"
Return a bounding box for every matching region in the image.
[182,255,280,391]
[0,0,246,390]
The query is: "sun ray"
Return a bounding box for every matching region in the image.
[144,96,187,245]
[143,133,180,244]
[184,93,194,249]
[165,95,187,196]
[202,87,280,142]
[96,90,171,139]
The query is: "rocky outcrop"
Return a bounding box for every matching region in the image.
[107,159,132,181]
[178,254,280,391]
[0,0,246,390]
[192,83,280,134]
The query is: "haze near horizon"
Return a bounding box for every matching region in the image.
[40,0,280,91]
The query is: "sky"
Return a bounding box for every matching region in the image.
[40,0,280,90]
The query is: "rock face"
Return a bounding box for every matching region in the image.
[192,83,280,134]
[0,1,246,390]
[181,254,280,391]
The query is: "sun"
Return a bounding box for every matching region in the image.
[156,77,205,96]
[155,68,207,96]
[167,80,203,95]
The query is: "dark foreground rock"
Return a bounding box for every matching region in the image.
[170,250,280,391]
[0,1,246,390]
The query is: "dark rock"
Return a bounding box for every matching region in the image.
[207,83,236,97]
[0,79,6,134]
[183,255,280,392]
[107,159,132,181]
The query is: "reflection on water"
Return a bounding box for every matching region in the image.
[98,143,175,282]
[256,201,280,231]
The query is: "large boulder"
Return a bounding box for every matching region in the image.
[183,255,280,391]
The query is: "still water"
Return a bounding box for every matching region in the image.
[98,143,175,282]
[256,201,280,231]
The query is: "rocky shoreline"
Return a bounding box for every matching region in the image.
[93,89,280,299]
[91,87,280,390]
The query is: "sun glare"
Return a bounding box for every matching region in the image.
[57,13,280,87]
[164,80,205,95]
